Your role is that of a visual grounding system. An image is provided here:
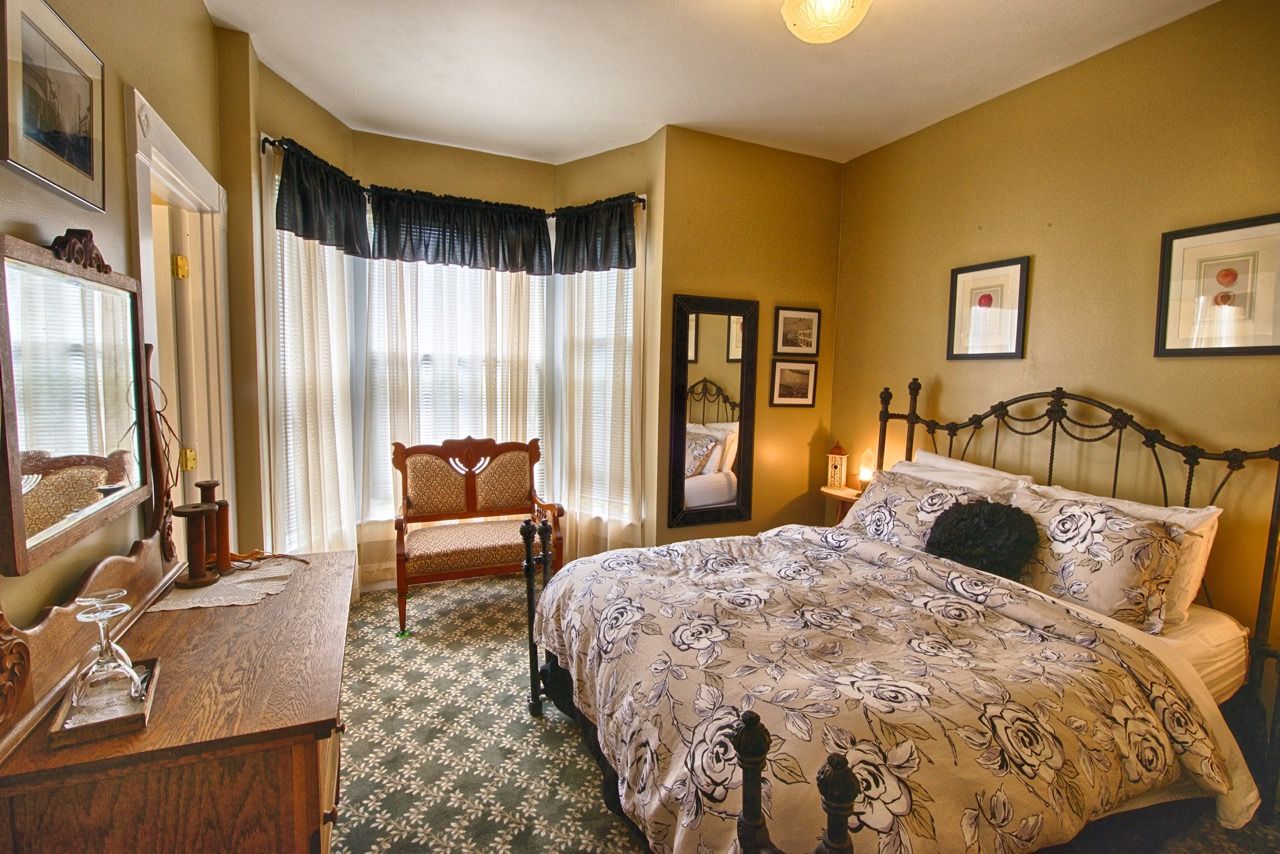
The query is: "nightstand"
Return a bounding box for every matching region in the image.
[820,485,862,521]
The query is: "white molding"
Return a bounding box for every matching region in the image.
[125,87,237,547]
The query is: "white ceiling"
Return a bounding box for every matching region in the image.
[204,0,1218,165]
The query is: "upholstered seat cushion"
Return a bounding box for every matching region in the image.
[404,519,529,576]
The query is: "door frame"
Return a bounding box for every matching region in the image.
[125,87,236,542]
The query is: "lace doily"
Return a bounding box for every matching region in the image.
[149,558,299,611]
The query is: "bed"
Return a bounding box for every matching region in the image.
[522,380,1278,853]
[684,378,741,510]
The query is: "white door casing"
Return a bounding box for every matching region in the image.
[126,88,236,546]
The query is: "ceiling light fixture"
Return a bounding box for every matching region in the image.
[781,0,875,45]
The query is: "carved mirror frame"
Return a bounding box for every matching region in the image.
[669,294,758,527]
[0,233,152,576]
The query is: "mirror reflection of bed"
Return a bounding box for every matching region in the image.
[684,378,740,509]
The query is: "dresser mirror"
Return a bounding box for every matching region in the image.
[669,295,757,527]
[0,234,150,576]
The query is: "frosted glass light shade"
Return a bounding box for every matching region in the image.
[781,0,875,44]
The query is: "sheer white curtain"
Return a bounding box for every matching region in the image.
[548,256,645,559]
[10,277,135,459]
[260,148,357,564]
[355,260,548,574]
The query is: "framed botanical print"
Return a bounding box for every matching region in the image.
[947,256,1029,360]
[1156,212,1280,356]
[2,0,104,210]
[770,359,816,407]
[773,306,820,356]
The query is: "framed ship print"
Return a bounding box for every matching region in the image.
[2,0,105,210]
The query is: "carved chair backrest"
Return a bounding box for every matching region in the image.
[393,437,540,523]
[20,450,134,537]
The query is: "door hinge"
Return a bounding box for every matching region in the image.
[178,447,197,471]
[171,254,189,280]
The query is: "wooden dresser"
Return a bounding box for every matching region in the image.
[0,552,354,853]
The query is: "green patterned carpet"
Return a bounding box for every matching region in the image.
[333,577,1278,853]
[333,578,643,853]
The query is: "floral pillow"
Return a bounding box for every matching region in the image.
[842,469,985,552]
[684,433,718,478]
[1011,490,1182,634]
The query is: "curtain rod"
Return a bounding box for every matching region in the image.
[260,135,647,212]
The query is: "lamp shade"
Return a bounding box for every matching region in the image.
[781,0,875,45]
[858,448,876,485]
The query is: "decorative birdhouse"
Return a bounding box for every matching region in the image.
[827,443,848,488]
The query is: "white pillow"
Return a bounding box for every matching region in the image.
[702,421,740,473]
[892,451,1031,498]
[913,451,1035,484]
[1019,483,1220,626]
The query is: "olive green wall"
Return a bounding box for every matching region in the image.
[830,0,1280,633]
[688,314,742,407]
[0,0,221,625]
[658,127,841,543]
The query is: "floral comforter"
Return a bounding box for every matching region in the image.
[534,525,1256,853]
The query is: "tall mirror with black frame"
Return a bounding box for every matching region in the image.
[669,295,758,527]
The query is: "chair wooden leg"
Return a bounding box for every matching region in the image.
[396,559,410,636]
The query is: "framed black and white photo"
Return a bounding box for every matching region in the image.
[726,314,743,363]
[770,359,816,407]
[687,313,698,362]
[1156,212,1280,357]
[947,256,1029,360]
[773,306,820,356]
[2,0,104,210]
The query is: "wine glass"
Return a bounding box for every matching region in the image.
[70,595,143,707]
[74,588,133,669]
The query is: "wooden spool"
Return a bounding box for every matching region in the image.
[194,480,221,570]
[213,499,231,576]
[173,503,218,589]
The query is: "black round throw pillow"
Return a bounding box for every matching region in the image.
[925,500,1040,581]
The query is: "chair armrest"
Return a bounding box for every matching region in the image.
[532,494,565,519]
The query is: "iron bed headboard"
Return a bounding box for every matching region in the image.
[877,377,1280,815]
[687,377,739,425]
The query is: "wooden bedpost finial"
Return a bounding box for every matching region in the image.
[814,753,859,854]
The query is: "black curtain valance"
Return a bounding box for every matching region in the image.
[274,138,371,258]
[369,186,553,275]
[553,193,639,274]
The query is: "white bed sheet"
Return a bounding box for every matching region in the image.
[683,470,737,508]
[1163,604,1250,704]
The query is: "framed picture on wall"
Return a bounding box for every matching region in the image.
[1155,212,1280,357]
[773,306,820,356]
[1,0,105,211]
[770,359,817,407]
[688,314,699,362]
[947,256,1029,360]
[726,315,743,363]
